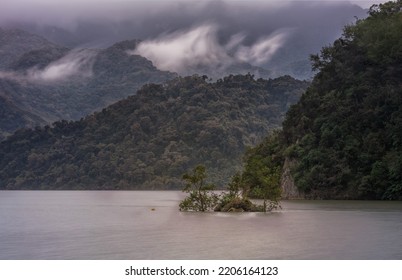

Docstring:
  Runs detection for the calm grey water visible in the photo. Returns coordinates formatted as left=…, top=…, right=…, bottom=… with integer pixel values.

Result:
left=0, top=191, right=401, bottom=260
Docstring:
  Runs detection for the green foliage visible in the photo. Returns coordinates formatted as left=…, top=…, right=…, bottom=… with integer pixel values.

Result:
left=214, top=196, right=264, bottom=212
left=279, top=1, right=402, bottom=199
left=229, top=1, right=402, bottom=201
left=227, top=172, right=243, bottom=199
left=217, top=131, right=284, bottom=211
left=215, top=172, right=246, bottom=211
left=216, top=165, right=281, bottom=212
left=242, top=131, right=283, bottom=204
left=179, top=165, right=218, bottom=212
left=0, top=74, right=308, bottom=190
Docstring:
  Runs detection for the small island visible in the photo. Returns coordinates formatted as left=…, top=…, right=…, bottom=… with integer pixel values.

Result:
left=179, top=165, right=281, bottom=212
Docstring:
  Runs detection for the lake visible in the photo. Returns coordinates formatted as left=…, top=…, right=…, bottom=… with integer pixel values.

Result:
left=0, top=191, right=401, bottom=259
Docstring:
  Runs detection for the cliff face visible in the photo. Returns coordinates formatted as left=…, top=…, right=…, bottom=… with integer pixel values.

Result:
left=280, top=158, right=304, bottom=199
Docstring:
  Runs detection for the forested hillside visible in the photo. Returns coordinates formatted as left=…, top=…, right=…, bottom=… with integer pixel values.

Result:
left=0, top=95, right=45, bottom=140
left=0, top=74, right=308, bottom=190
left=0, top=28, right=61, bottom=69
left=239, top=1, right=402, bottom=200
left=0, top=34, right=176, bottom=140
left=0, top=30, right=278, bottom=140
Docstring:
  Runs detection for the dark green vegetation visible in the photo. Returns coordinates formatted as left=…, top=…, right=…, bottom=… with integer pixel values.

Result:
left=179, top=165, right=219, bottom=212
left=239, top=1, right=402, bottom=200
left=0, top=74, right=308, bottom=190
left=241, top=131, right=283, bottom=204
left=179, top=165, right=274, bottom=212
left=214, top=170, right=280, bottom=212
left=0, top=30, right=176, bottom=140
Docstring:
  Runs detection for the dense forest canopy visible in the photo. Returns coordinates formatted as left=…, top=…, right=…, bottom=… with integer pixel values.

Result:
left=240, top=0, right=402, bottom=200
left=0, top=74, right=308, bottom=190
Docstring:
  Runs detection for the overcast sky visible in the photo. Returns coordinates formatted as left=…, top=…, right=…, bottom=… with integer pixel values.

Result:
left=1, top=0, right=390, bottom=78
left=1, top=0, right=389, bottom=27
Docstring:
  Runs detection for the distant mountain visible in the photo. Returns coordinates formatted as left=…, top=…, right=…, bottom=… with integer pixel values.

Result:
left=0, top=74, right=309, bottom=190
left=9, top=46, right=69, bottom=71
left=5, top=1, right=367, bottom=80
left=1, top=26, right=274, bottom=80
left=87, top=40, right=177, bottom=106
left=0, top=28, right=61, bottom=70
left=0, top=94, right=45, bottom=141
left=0, top=28, right=277, bottom=140
left=0, top=31, right=177, bottom=138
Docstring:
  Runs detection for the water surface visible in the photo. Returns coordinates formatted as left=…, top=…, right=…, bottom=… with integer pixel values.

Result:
left=0, top=191, right=401, bottom=259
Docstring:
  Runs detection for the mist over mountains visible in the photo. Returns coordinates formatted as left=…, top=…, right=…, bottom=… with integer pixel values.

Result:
left=2, top=0, right=369, bottom=79
left=0, top=30, right=176, bottom=140
left=1, top=0, right=400, bottom=199
left=0, top=1, right=374, bottom=141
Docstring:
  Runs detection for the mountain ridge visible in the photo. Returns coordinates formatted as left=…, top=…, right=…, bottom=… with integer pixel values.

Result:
left=0, top=74, right=309, bottom=190
left=0, top=27, right=62, bottom=70
left=0, top=32, right=177, bottom=140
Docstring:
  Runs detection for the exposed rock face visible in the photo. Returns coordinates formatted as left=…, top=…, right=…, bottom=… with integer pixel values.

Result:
left=281, top=157, right=304, bottom=199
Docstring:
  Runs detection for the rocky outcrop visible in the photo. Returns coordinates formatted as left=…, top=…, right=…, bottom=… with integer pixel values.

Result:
left=281, top=157, right=304, bottom=199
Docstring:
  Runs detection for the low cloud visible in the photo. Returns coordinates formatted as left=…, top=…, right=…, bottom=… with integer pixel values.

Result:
left=130, top=24, right=231, bottom=74
left=130, top=23, right=290, bottom=75
left=0, top=49, right=97, bottom=84
left=235, top=31, right=290, bottom=65
left=0, top=71, right=22, bottom=82
left=27, top=49, right=97, bottom=82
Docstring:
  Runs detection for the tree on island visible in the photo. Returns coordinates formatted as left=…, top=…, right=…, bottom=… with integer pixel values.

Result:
left=179, top=165, right=218, bottom=212
left=179, top=164, right=281, bottom=212
left=243, top=164, right=282, bottom=212
left=214, top=172, right=266, bottom=212
left=241, top=131, right=283, bottom=211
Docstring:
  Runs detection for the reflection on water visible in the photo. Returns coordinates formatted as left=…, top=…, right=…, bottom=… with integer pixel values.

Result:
left=0, top=191, right=401, bottom=259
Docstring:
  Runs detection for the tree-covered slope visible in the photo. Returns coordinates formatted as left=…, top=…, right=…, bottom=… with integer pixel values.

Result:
left=0, top=94, right=46, bottom=141
left=241, top=1, right=402, bottom=200
left=0, top=74, right=308, bottom=190
left=0, top=36, right=177, bottom=136
left=0, top=28, right=61, bottom=69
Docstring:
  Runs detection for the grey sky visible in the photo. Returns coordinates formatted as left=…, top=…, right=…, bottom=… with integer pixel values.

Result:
left=1, top=0, right=388, bottom=27
left=1, top=0, right=389, bottom=78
